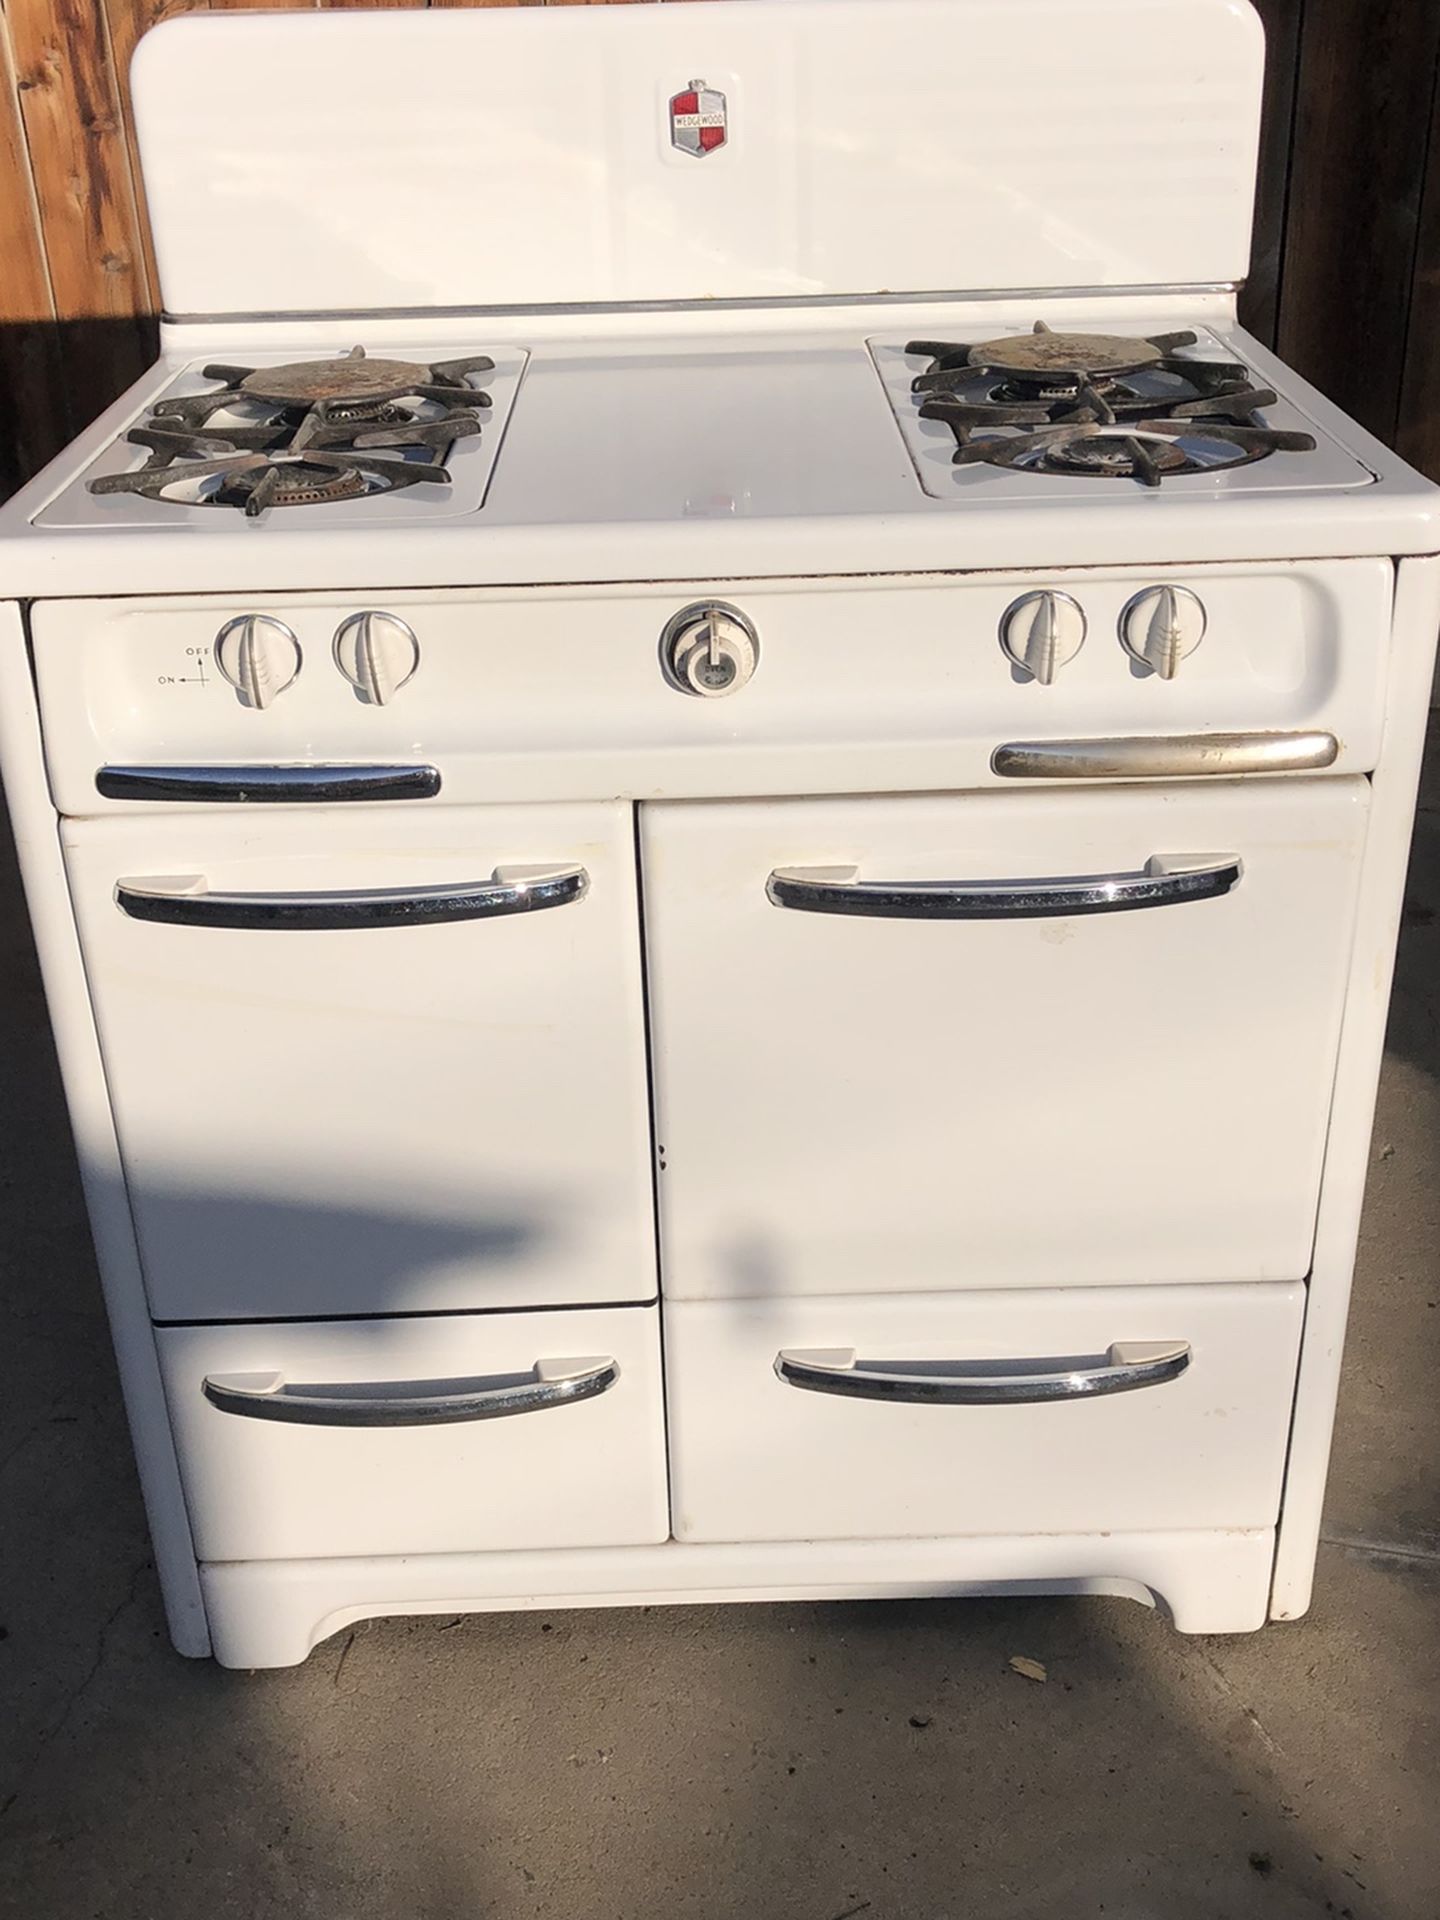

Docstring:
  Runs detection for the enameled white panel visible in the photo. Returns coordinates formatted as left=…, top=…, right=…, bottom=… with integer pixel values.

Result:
left=665, top=1284, right=1305, bottom=1542
left=158, top=1305, right=667, bottom=1561
left=643, top=779, right=1369, bottom=1297
left=131, top=1, right=1264, bottom=316
left=31, top=562, right=1390, bottom=816
left=63, top=804, right=654, bottom=1320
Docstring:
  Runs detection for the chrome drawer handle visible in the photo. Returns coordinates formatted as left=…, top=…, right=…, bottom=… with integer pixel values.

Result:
left=766, top=855, right=1240, bottom=920
left=992, top=731, right=1339, bottom=780
left=96, top=764, right=442, bottom=803
left=775, top=1342, right=1190, bottom=1405
left=202, top=1356, right=619, bottom=1426
left=114, top=863, right=588, bottom=930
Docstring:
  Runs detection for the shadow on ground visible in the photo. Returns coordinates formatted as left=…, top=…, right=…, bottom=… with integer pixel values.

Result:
left=1, top=740, right=1437, bottom=1919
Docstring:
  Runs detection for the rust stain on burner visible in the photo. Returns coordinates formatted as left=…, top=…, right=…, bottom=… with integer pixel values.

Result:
left=239, top=356, right=438, bottom=408
left=966, top=329, right=1164, bottom=382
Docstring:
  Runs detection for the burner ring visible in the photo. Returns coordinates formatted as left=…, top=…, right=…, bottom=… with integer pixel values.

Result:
left=211, top=461, right=374, bottom=511
left=1040, top=432, right=1192, bottom=478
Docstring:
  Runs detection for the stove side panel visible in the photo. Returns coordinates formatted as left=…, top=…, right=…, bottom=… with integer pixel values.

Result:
left=131, top=0, right=1264, bottom=318
left=0, top=604, right=209, bottom=1657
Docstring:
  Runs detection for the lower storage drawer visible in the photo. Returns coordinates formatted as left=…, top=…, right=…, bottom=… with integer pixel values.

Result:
left=157, top=1305, right=668, bottom=1561
left=665, top=1283, right=1304, bottom=1543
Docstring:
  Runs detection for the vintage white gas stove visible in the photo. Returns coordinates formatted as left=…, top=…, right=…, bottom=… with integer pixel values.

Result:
left=1, top=0, right=1436, bottom=1668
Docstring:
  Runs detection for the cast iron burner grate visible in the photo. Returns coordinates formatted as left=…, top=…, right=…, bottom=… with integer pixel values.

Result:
left=87, top=345, right=496, bottom=517
left=907, top=322, right=1315, bottom=486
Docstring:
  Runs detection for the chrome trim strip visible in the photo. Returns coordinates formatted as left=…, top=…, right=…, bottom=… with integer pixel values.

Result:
left=766, top=855, right=1241, bottom=921
left=96, top=763, right=442, bottom=804
left=162, top=284, right=1238, bottom=325
left=115, top=864, right=589, bottom=930
left=202, top=1357, right=620, bottom=1426
left=774, top=1342, right=1191, bottom=1405
left=991, top=731, right=1340, bottom=780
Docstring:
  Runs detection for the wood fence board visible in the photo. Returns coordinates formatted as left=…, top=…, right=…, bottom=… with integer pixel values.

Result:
left=0, top=4, right=71, bottom=489
left=6, top=0, right=153, bottom=423
left=1278, top=0, right=1440, bottom=443
left=1396, top=58, right=1440, bottom=479
left=1239, top=0, right=1303, bottom=347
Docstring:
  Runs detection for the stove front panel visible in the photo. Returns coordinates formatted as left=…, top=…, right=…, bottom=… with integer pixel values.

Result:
left=642, top=778, right=1369, bottom=1299
left=61, top=803, right=654, bottom=1322
left=31, top=563, right=1391, bottom=817
left=665, top=1283, right=1305, bottom=1543
left=158, top=1304, right=668, bottom=1562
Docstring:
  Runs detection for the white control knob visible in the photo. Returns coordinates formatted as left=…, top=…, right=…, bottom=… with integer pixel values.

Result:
left=999, top=591, right=1087, bottom=685
left=1120, top=585, right=1207, bottom=680
left=333, top=611, right=420, bottom=706
left=662, top=602, right=759, bottom=698
left=213, top=615, right=301, bottom=710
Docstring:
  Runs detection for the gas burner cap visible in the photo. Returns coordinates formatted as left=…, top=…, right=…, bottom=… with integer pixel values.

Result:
left=966, top=329, right=1164, bottom=382
left=238, top=355, right=437, bottom=409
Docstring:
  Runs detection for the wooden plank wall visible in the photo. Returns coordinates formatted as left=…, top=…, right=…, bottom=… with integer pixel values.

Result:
left=2, top=0, right=1440, bottom=499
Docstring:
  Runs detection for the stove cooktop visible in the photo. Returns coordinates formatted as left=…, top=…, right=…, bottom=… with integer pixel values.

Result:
left=900, top=322, right=1316, bottom=488
left=44, top=346, right=528, bottom=530
left=22, top=318, right=1391, bottom=569
left=868, top=327, right=1375, bottom=503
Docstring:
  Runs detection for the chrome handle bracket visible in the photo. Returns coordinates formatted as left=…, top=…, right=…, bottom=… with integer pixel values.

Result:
left=775, top=1341, right=1191, bottom=1405
left=202, top=1356, right=620, bottom=1426
left=96, top=763, right=443, bottom=803
left=115, top=864, right=589, bottom=930
left=766, top=855, right=1240, bottom=920
left=991, top=731, right=1339, bottom=781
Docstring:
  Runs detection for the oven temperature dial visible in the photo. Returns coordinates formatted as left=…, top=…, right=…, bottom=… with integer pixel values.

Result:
left=999, top=591, right=1086, bottom=684
left=661, top=602, right=759, bottom=698
left=213, top=615, right=301, bottom=710
left=1120, top=585, right=1207, bottom=679
left=333, top=611, right=420, bottom=706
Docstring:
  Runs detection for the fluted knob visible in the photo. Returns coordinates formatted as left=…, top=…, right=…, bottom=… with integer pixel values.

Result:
left=1120, top=585, right=1207, bottom=680
left=213, top=615, right=301, bottom=710
left=333, top=611, right=420, bottom=706
left=999, top=591, right=1087, bottom=685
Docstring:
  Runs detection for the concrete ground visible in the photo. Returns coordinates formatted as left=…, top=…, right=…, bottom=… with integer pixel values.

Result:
left=1, top=756, right=1437, bottom=1920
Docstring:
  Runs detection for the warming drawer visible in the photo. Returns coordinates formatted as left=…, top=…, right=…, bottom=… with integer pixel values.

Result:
left=642, top=779, right=1369, bottom=1298
left=665, top=1283, right=1305, bottom=1543
left=63, top=802, right=655, bottom=1321
left=158, top=1304, right=668, bottom=1561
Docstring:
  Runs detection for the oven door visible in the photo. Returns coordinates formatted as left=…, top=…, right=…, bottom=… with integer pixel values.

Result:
left=64, top=802, right=654, bottom=1321
left=641, top=778, right=1369, bottom=1298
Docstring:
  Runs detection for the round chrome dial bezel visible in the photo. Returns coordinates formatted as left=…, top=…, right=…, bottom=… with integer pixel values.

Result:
left=659, top=600, right=760, bottom=698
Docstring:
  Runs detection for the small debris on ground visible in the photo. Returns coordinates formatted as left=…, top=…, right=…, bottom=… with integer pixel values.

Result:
left=908, top=1714, right=932, bottom=1730
left=1008, top=1655, right=1048, bottom=1683
left=1248, top=1851, right=1274, bottom=1878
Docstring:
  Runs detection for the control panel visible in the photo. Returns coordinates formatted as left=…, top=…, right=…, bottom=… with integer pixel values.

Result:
left=29, top=560, right=1391, bottom=815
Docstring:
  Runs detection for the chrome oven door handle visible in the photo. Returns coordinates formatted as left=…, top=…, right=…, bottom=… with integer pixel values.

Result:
left=114, top=863, right=589, bottom=930
left=991, top=731, right=1339, bottom=780
left=766, top=855, right=1240, bottom=920
left=96, top=764, right=442, bottom=803
left=202, top=1357, right=620, bottom=1426
left=775, top=1342, right=1191, bottom=1405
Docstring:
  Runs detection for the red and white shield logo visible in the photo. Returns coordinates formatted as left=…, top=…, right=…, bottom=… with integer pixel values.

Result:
left=669, top=78, right=727, bottom=157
